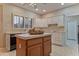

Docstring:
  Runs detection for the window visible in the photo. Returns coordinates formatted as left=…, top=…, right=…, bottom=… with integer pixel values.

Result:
left=13, top=15, right=24, bottom=28
left=13, top=15, right=32, bottom=28
left=19, top=16, right=24, bottom=28
left=24, top=17, right=32, bottom=28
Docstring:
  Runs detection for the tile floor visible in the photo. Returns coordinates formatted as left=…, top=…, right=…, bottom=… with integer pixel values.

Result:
left=51, top=45, right=78, bottom=56
left=0, top=45, right=78, bottom=56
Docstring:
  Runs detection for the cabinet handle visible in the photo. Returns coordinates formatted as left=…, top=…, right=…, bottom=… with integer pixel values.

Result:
left=19, top=44, right=21, bottom=48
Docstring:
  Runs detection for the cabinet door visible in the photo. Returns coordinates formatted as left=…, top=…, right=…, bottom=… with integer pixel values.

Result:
left=47, top=17, right=52, bottom=24
left=57, top=16, right=64, bottom=26
left=41, top=19, right=48, bottom=27
left=35, top=18, right=41, bottom=27
left=35, top=18, right=48, bottom=27
left=16, top=38, right=26, bottom=56
left=52, top=17, right=58, bottom=24
left=27, top=44, right=43, bottom=56
left=52, top=32, right=62, bottom=45
left=44, top=41, right=51, bottom=56
left=47, top=17, right=58, bottom=24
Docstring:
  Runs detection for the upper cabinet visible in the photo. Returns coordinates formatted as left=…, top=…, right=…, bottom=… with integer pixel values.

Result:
left=47, top=15, right=64, bottom=27
left=47, top=16, right=58, bottom=25
left=34, top=18, right=48, bottom=27
left=34, top=15, right=65, bottom=27
left=57, top=15, right=64, bottom=27
left=41, top=18, right=48, bottom=27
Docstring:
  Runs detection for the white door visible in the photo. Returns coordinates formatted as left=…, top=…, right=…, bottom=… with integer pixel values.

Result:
left=66, top=21, right=78, bottom=48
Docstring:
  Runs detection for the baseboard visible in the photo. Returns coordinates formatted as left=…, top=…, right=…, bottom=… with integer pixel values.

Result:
left=0, top=48, right=8, bottom=53
left=52, top=43, right=63, bottom=47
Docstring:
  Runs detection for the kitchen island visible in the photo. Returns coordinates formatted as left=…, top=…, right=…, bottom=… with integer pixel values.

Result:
left=16, top=33, right=52, bottom=56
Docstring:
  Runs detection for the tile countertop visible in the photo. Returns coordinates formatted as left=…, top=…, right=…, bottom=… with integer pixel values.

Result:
left=16, top=33, right=51, bottom=40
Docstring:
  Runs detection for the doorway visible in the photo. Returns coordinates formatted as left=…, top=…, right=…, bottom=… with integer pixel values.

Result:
left=66, top=15, right=79, bottom=55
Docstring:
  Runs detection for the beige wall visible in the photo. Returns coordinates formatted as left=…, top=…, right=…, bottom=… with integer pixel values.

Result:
left=3, top=4, right=40, bottom=33
left=0, top=5, right=4, bottom=48
left=0, top=4, right=40, bottom=48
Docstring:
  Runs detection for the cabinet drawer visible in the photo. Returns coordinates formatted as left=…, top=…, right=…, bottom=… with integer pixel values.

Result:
left=27, top=38, right=42, bottom=47
left=44, top=36, right=51, bottom=42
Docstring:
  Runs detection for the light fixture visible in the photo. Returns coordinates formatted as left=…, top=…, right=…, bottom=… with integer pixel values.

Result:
left=43, top=10, right=46, bottom=12
left=61, top=3, right=64, bottom=5
left=28, top=3, right=47, bottom=12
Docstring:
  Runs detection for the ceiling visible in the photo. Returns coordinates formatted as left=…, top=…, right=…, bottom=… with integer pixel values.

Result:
left=11, top=3, right=78, bottom=15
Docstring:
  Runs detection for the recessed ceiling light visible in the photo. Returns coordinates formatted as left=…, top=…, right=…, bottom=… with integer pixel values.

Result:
left=43, top=10, right=46, bottom=12
left=61, top=3, right=64, bottom=5
left=35, top=8, right=39, bottom=11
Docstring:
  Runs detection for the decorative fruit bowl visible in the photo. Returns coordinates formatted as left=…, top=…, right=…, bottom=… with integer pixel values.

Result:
left=29, top=31, right=44, bottom=35
left=28, top=28, right=44, bottom=35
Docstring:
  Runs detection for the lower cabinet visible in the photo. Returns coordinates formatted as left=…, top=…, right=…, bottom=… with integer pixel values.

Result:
left=44, top=41, right=51, bottom=56
left=27, top=44, right=43, bottom=56
left=16, top=35, right=51, bottom=56
left=16, top=38, right=27, bottom=56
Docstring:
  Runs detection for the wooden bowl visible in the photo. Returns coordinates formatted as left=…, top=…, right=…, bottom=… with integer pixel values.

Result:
left=29, top=31, right=44, bottom=35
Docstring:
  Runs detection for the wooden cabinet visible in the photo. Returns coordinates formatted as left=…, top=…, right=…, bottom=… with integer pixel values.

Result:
left=44, top=41, right=51, bottom=56
left=44, top=36, right=51, bottom=41
left=16, top=38, right=27, bottom=56
left=28, top=44, right=43, bottom=56
left=27, top=38, right=42, bottom=47
left=16, top=35, right=51, bottom=56
left=43, top=36, right=51, bottom=56
left=27, top=38, right=43, bottom=56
